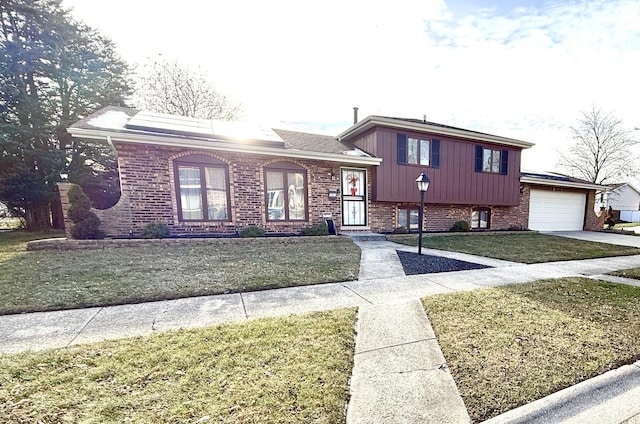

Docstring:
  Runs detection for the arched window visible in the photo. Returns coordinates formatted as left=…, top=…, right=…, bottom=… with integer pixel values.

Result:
left=173, top=155, right=230, bottom=222
left=471, top=207, right=491, bottom=229
left=265, top=162, right=307, bottom=221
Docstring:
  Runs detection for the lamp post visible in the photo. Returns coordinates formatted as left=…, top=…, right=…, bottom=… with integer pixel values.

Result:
left=416, top=172, right=430, bottom=255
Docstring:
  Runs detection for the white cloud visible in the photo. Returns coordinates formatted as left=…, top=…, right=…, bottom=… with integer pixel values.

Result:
left=63, top=0, right=640, bottom=172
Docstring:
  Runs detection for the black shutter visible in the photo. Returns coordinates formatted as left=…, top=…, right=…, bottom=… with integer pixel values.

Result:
left=397, top=134, right=407, bottom=165
left=501, top=150, right=509, bottom=175
left=431, top=139, right=440, bottom=168
left=475, top=145, right=483, bottom=172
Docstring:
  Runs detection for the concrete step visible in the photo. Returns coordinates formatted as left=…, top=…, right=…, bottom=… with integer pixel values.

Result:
left=342, top=232, right=387, bottom=242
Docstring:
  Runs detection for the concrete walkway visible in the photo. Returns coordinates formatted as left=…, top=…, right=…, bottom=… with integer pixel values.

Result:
left=4, top=232, right=640, bottom=423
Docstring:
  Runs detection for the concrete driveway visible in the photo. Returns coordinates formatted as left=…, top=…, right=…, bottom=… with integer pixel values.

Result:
left=546, top=231, right=640, bottom=248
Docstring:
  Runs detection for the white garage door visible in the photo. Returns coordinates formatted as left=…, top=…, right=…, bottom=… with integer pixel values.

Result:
left=529, top=189, right=586, bottom=231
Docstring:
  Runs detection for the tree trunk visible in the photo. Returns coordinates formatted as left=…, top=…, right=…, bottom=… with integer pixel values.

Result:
left=50, top=191, right=65, bottom=229
left=24, top=204, right=52, bottom=231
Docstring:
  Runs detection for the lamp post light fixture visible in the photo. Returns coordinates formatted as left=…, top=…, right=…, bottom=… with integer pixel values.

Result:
left=415, top=172, right=430, bottom=255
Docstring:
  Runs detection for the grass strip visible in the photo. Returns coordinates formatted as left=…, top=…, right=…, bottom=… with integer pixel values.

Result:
left=389, top=233, right=640, bottom=263
left=0, top=308, right=356, bottom=423
left=609, top=267, right=640, bottom=280
left=422, top=278, right=640, bottom=422
left=0, top=232, right=360, bottom=315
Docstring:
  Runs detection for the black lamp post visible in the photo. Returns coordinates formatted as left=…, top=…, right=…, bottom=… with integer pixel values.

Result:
left=416, top=172, right=430, bottom=255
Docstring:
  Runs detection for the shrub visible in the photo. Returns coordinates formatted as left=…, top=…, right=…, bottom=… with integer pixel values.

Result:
left=303, top=222, right=329, bottom=236
left=67, top=184, right=105, bottom=239
left=140, top=222, right=171, bottom=239
left=393, top=226, right=409, bottom=234
left=240, top=225, right=266, bottom=238
left=450, top=220, right=471, bottom=232
left=71, top=212, right=106, bottom=239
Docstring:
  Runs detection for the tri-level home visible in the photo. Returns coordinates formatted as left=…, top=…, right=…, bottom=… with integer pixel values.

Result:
left=63, top=107, right=602, bottom=238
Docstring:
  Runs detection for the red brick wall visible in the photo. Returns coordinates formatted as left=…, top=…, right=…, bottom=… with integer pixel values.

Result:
left=367, top=189, right=530, bottom=233
left=61, top=143, right=347, bottom=237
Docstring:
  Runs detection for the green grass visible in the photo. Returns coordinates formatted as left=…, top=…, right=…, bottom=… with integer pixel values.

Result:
left=388, top=233, right=640, bottom=263
left=0, top=308, right=356, bottom=423
left=609, top=267, right=640, bottom=280
left=423, top=278, right=640, bottom=422
left=613, top=222, right=640, bottom=229
left=0, top=231, right=360, bottom=315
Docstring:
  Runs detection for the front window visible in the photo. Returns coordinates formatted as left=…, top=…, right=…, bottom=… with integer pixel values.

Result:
left=483, top=148, right=501, bottom=173
left=174, top=155, right=230, bottom=222
left=398, top=207, right=419, bottom=230
left=266, top=163, right=307, bottom=221
left=471, top=207, right=490, bottom=229
left=406, top=137, right=430, bottom=165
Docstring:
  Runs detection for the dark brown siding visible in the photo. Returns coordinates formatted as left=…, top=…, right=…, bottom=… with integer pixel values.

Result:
left=352, top=127, right=522, bottom=206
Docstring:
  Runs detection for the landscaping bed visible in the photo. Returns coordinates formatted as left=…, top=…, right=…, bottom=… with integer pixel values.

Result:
left=389, top=233, right=640, bottom=263
left=395, top=250, right=489, bottom=275
left=0, top=309, right=356, bottom=423
left=423, top=277, right=640, bottom=422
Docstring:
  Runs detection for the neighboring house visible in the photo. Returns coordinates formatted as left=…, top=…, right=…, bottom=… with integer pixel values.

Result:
left=598, top=183, right=640, bottom=211
left=63, top=107, right=603, bottom=238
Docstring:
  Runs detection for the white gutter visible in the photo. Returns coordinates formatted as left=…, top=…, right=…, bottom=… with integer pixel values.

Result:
left=520, top=176, right=604, bottom=191
left=338, top=116, right=535, bottom=149
left=69, top=127, right=383, bottom=166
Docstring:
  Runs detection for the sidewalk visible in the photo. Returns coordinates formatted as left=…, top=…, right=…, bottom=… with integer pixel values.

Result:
left=3, top=236, right=640, bottom=423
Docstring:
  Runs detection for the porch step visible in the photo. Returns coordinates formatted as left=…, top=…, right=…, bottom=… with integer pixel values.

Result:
left=342, top=232, right=387, bottom=242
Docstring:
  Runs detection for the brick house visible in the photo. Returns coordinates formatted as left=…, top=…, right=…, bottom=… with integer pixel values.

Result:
left=63, top=107, right=603, bottom=238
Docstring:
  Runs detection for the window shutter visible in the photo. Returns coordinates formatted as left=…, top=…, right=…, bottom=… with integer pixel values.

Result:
left=431, top=139, right=440, bottom=168
left=501, top=150, right=509, bottom=175
left=397, top=134, right=407, bottom=165
left=474, top=145, right=483, bottom=172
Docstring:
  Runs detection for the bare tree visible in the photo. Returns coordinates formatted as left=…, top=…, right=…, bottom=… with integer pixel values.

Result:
left=558, top=106, right=637, bottom=184
left=133, top=58, right=241, bottom=120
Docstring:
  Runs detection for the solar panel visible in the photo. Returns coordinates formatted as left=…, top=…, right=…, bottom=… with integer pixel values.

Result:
left=125, top=111, right=284, bottom=146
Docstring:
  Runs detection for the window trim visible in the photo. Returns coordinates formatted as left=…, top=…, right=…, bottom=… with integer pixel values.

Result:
left=173, top=155, right=231, bottom=222
left=264, top=162, right=308, bottom=222
left=471, top=207, right=491, bottom=229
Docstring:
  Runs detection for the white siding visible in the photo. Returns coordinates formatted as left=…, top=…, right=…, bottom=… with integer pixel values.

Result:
left=529, top=190, right=586, bottom=231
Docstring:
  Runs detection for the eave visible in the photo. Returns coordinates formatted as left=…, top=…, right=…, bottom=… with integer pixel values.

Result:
left=520, top=176, right=604, bottom=191
left=338, top=116, right=535, bottom=149
left=68, top=127, right=383, bottom=166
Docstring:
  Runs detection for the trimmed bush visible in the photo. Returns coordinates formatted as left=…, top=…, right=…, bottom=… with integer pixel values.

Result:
left=67, top=184, right=105, bottom=239
left=239, top=225, right=266, bottom=238
left=303, top=222, right=329, bottom=236
left=393, top=226, right=409, bottom=234
left=450, top=220, right=471, bottom=232
left=140, top=222, right=171, bottom=239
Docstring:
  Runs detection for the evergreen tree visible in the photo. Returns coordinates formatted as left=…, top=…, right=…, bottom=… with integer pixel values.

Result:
left=0, top=0, right=131, bottom=229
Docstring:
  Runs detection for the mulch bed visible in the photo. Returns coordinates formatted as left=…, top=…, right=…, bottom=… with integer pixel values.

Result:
left=396, top=250, right=490, bottom=275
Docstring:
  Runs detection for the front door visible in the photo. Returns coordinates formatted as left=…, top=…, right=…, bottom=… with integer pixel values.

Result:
left=342, top=168, right=367, bottom=226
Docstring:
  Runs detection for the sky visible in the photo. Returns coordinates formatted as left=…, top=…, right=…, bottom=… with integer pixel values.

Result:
left=61, top=0, right=640, bottom=173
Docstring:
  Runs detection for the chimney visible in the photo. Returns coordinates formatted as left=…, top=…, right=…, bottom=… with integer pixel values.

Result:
left=353, top=107, right=359, bottom=124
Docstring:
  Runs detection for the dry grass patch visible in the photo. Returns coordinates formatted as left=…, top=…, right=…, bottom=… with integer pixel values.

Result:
left=0, top=308, right=356, bottom=423
left=422, top=278, right=640, bottom=422
left=0, top=232, right=360, bottom=314
left=389, top=233, right=640, bottom=263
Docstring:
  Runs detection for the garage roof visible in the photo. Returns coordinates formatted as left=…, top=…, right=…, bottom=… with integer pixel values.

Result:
left=520, top=171, right=604, bottom=190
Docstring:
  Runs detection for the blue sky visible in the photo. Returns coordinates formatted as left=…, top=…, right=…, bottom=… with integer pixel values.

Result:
left=62, top=0, right=640, bottom=172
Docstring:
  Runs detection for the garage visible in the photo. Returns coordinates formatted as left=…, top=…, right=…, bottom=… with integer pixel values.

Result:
left=528, top=189, right=586, bottom=231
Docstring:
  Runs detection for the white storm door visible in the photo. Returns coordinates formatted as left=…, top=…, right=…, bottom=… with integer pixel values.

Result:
left=342, top=168, right=367, bottom=226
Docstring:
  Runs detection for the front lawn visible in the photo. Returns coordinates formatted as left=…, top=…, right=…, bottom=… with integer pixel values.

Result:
left=0, top=231, right=360, bottom=315
left=423, top=278, right=640, bottom=422
left=388, top=233, right=640, bottom=263
left=0, top=308, right=356, bottom=423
